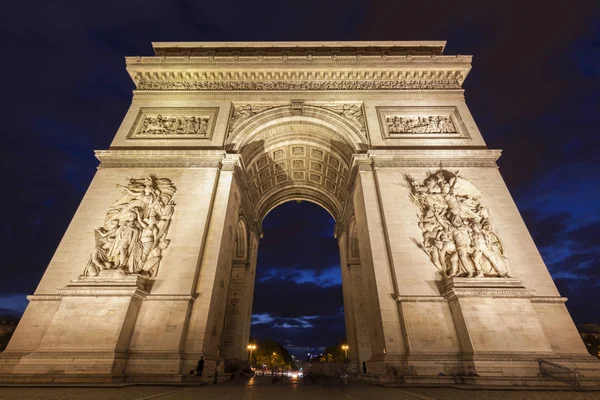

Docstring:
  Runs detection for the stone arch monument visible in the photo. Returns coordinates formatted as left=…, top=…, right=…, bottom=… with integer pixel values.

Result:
left=1, top=41, right=598, bottom=385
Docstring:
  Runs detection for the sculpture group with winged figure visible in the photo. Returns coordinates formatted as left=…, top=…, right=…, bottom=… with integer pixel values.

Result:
left=407, top=169, right=511, bottom=279
left=82, top=175, right=176, bottom=278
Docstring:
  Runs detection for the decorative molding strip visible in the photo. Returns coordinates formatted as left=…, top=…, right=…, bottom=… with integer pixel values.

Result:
left=56, top=287, right=149, bottom=299
left=530, top=296, right=568, bottom=304
left=95, top=150, right=227, bottom=168
left=26, top=295, right=61, bottom=302
left=368, top=149, right=501, bottom=168
left=144, top=294, right=200, bottom=301
left=25, top=351, right=129, bottom=360
left=135, top=79, right=462, bottom=91
left=127, top=107, right=218, bottom=140
left=376, top=106, right=470, bottom=140
left=125, top=352, right=184, bottom=360
left=393, top=295, right=447, bottom=303
left=220, top=153, right=243, bottom=171
left=126, top=54, right=473, bottom=66
left=443, top=288, right=534, bottom=300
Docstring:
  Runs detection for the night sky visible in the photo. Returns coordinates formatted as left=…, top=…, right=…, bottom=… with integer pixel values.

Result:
left=1, top=1, right=599, bottom=356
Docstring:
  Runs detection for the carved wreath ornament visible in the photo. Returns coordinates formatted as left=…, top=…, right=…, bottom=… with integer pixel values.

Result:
left=407, top=170, right=512, bottom=279
left=82, top=176, right=176, bottom=278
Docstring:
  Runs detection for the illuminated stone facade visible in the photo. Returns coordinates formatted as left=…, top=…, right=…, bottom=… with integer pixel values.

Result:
left=1, top=41, right=598, bottom=386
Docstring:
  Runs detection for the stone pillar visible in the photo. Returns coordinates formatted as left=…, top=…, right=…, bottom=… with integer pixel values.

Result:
left=235, top=231, right=259, bottom=360
left=338, top=230, right=359, bottom=371
left=220, top=262, right=247, bottom=361
left=182, top=155, right=242, bottom=373
left=338, top=218, right=372, bottom=374
left=347, top=263, right=372, bottom=372
left=351, top=158, right=408, bottom=372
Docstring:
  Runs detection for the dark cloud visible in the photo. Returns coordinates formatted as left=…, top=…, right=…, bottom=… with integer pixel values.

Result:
left=251, top=312, right=346, bottom=356
left=567, top=221, right=600, bottom=251
left=555, top=277, right=600, bottom=324
left=252, top=278, right=343, bottom=319
left=521, top=209, right=572, bottom=248
left=257, top=201, right=339, bottom=277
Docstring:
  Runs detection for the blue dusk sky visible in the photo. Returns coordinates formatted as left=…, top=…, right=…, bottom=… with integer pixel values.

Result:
left=0, top=1, right=598, bottom=355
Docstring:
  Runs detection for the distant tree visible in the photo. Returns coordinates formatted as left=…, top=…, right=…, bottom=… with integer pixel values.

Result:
left=250, top=339, right=294, bottom=370
left=320, top=342, right=346, bottom=363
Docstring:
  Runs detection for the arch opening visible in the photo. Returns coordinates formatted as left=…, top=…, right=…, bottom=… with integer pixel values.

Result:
left=249, top=201, right=346, bottom=361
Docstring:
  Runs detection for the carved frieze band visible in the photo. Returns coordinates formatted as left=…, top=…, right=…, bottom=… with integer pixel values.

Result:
left=136, top=79, right=461, bottom=91
left=377, top=107, right=469, bottom=140
left=443, top=288, right=534, bottom=300
left=127, top=107, right=218, bottom=140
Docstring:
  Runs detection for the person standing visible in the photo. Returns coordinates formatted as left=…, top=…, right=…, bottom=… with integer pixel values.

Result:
left=197, top=356, right=205, bottom=377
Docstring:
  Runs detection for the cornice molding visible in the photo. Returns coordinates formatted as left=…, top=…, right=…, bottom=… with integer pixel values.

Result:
left=143, top=295, right=196, bottom=302
left=131, top=89, right=466, bottom=98
left=530, top=296, right=568, bottom=304
left=95, top=149, right=228, bottom=168
left=363, top=149, right=502, bottom=168
left=27, top=294, right=61, bottom=302
left=393, top=295, right=447, bottom=303
left=56, top=287, right=149, bottom=299
left=126, top=54, right=472, bottom=67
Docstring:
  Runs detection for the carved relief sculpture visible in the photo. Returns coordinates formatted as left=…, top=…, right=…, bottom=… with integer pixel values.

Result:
left=228, top=102, right=366, bottom=135
left=407, top=170, right=511, bottom=279
left=82, top=175, right=177, bottom=278
left=322, top=104, right=366, bottom=132
left=136, top=79, right=461, bottom=91
left=138, top=115, right=210, bottom=136
left=128, top=107, right=218, bottom=140
left=386, top=116, right=456, bottom=134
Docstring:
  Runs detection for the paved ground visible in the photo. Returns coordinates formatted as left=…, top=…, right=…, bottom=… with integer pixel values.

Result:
left=0, top=378, right=598, bottom=400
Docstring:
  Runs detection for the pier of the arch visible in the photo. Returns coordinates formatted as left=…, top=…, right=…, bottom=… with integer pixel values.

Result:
left=1, top=41, right=598, bottom=386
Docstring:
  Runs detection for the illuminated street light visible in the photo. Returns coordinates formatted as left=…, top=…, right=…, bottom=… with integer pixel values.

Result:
left=341, top=344, right=349, bottom=359
left=247, top=344, right=257, bottom=365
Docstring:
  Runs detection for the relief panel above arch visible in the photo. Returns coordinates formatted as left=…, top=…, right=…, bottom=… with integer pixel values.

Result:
left=109, top=101, right=232, bottom=149
left=365, top=100, right=487, bottom=148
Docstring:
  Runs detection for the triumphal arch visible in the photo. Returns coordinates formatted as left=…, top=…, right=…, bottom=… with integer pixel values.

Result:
left=2, top=41, right=598, bottom=385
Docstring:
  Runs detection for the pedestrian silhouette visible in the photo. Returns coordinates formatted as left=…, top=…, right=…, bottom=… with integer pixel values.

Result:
left=197, top=356, right=205, bottom=376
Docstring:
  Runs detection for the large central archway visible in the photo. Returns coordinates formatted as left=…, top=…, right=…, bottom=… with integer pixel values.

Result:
left=218, top=105, right=372, bottom=369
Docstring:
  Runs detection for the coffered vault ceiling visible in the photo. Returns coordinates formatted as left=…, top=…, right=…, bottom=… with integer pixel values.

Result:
left=240, top=122, right=354, bottom=221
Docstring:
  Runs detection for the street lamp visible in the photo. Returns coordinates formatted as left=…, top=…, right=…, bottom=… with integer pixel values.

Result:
left=341, top=344, right=349, bottom=359
left=271, top=352, right=277, bottom=375
left=247, top=344, right=257, bottom=365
